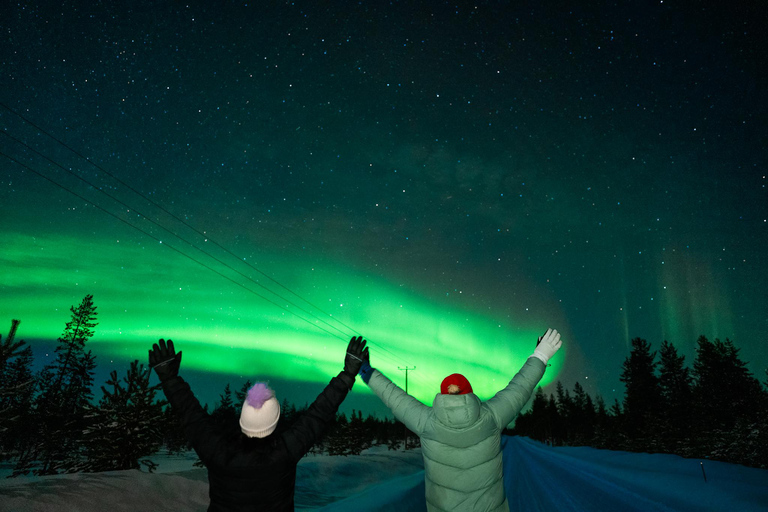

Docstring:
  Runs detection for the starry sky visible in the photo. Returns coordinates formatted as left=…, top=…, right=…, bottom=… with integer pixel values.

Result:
left=1, top=1, right=766, bottom=416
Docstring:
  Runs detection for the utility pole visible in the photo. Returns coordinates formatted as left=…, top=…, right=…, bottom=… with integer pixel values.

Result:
left=398, top=366, right=416, bottom=450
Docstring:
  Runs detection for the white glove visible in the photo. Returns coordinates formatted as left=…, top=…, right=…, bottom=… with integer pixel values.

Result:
left=531, top=328, right=562, bottom=364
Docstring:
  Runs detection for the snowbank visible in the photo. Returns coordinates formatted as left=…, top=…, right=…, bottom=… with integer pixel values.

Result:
left=1, top=438, right=766, bottom=511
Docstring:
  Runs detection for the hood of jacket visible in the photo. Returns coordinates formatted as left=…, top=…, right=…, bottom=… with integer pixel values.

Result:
left=432, top=392, right=482, bottom=429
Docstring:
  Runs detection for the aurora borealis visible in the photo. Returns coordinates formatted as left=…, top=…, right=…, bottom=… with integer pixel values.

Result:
left=1, top=2, right=766, bottom=414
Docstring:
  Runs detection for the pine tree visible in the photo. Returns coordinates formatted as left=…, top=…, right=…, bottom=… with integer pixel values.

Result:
left=529, top=387, right=550, bottom=442
left=278, top=397, right=299, bottom=429
left=0, top=320, right=27, bottom=412
left=345, top=409, right=374, bottom=455
left=555, top=384, right=574, bottom=444
left=546, top=393, right=563, bottom=445
left=0, top=320, right=35, bottom=460
left=570, top=382, right=587, bottom=444
left=591, top=395, right=611, bottom=448
left=693, top=336, right=765, bottom=440
left=0, top=319, right=25, bottom=370
left=609, top=398, right=622, bottom=417
left=658, top=340, right=692, bottom=452
left=583, top=393, right=597, bottom=444
left=234, top=380, right=252, bottom=404
left=511, top=388, right=546, bottom=441
left=619, top=337, right=661, bottom=443
left=555, top=381, right=567, bottom=415
left=161, top=405, right=190, bottom=454
left=211, top=383, right=237, bottom=427
left=15, top=295, right=98, bottom=475
left=81, top=360, right=166, bottom=472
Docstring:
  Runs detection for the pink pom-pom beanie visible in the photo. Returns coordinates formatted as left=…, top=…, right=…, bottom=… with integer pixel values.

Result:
left=239, top=382, right=281, bottom=438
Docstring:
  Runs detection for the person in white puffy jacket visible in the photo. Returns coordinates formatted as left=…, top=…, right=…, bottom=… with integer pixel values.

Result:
left=359, top=328, right=563, bottom=512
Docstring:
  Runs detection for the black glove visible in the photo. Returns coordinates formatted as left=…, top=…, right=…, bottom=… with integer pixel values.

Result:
left=149, top=338, right=182, bottom=382
left=344, top=336, right=367, bottom=377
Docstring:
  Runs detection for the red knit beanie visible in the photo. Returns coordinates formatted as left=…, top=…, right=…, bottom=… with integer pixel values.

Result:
left=440, top=373, right=473, bottom=395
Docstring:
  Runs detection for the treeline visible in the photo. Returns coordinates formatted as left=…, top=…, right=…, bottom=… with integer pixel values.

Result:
left=511, top=337, right=768, bottom=468
left=0, top=295, right=171, bottom=475
left=3, top=295, right=766, bottom=476
left=0, top=295, right=414, bottom=478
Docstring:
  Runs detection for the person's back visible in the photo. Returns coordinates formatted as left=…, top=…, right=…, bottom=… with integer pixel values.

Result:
left=202, top=430, right=297, bottom=510
left=360, top=328, right=562, bottom=512
left=162, top=375, right=346, bottom=511
left=150, top=336, right=368, bottom=511
left=420, top=391, right=512, bottom=511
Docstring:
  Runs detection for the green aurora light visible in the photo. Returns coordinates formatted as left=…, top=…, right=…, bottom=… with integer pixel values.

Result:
left=2, top=230, right=564, bottom=404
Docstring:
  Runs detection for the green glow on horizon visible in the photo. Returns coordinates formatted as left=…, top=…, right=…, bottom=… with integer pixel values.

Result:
left=2, top=231, right=564, bottom=403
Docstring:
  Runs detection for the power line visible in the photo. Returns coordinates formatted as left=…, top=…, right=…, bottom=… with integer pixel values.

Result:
left=0, top=150, right=348, bottom=342
left=0, top=104, right=418, bottom=369
left=0, top=124, right=354, bottom=341
left=0, top=101, right=362, bottom=338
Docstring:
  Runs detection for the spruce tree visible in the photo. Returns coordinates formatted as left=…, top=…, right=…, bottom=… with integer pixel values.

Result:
left=570, top=382, right=589, bottom=443
left=692, top=336, right=765, bottom=442
left=234, top=380, right=252, bottom=404
left=546, top=393, right=563, bottom=445
left=583, top=393, right=597, bottom=444
left=16, top=295, right=98, bottom=475
left=211, top=383, right=238, bottom=427
left=557, top=385, right=574, bottom=444
left=161, top=405, right=190, bottom=454
left=0, top=319, right=25, bottom=370
left=619, top=337, right=661, bottom=443
left=529, top=387, right=550, bottom=442
left=82, top=360, right=166, bottom=472
left=0, top=320, right=35, bottom=460
left=555, top=381, right=567, bottom=415
left=592, top=395, right=610, bottom=448
left=658, top=340, right=692, bottom=451
left=512, top=388, right=548, bottom=441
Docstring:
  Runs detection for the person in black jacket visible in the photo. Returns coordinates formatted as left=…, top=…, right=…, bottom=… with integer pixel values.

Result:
left=149, top=336, right=368, bottom=512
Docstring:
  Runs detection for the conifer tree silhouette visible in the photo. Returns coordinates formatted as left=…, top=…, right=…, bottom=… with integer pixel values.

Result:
left=83, top=360, right=166, bottom=472
left=15, top=295, right=98, bottom=475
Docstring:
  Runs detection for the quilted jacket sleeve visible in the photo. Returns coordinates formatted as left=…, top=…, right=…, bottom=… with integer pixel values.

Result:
left=485, top=356, right=546, bottom=428
left=367, top=368, right=429, bottom=435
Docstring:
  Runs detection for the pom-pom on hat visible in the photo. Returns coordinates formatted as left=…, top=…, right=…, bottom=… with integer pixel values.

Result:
left=239, top=382, right=281, bottom=438
left=441, top=373, right=473, bottom=395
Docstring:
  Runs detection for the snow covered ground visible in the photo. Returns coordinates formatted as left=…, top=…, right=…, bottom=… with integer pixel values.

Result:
left=1, top=437, right=766, bottom=511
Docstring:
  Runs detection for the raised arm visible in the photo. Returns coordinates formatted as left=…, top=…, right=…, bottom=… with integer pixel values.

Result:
left=150, top=339, right=224, bottom=463
left=282, top=336, right=367, bottom=461
left=359, top=349, right=429, bottom=434
left=486, top=328, right=562, bottom=428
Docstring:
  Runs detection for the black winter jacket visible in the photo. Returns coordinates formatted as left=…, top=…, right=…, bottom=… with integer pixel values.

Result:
left=161, top=372, right=355, bottom=511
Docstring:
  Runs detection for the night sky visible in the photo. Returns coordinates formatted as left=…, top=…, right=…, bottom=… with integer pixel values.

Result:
left=1, top=1, right=766, bottom=417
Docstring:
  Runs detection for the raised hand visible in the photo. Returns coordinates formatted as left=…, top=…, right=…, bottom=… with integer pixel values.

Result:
left=532, top=328, right=562, bottom=365
left=344, top=336, right=368, bottom=377
left=149, top=338, right=182, bottom=382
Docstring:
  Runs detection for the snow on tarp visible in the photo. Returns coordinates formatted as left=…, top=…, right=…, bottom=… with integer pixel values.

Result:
left=503, top=437, right=768, bottom=512
left=1, top=438, right=766, bottom=511
left=319, top=437, right=768, bottom=512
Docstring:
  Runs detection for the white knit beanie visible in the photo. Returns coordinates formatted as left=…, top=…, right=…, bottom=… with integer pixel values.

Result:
left=239, top=383, right=281, bottom=438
